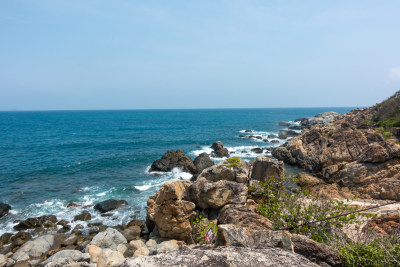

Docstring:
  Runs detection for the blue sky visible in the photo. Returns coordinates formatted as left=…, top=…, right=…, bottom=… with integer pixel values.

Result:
left=1, top=0, right=400, bottom=110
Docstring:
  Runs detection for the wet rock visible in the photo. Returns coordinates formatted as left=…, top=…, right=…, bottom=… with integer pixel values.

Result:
left=0, top=233, right=12, bottom=248
left=13, top=215, right=57, bottom=231
left=193, top=153, right=214, bottom=174
left=11, top=234, right=66, bottom=263
left=278, top=130, right=288, bottom=139
left=210, top=141, right=229, bottom=158
left=196, top=158, right=251, bottom=184
left=185, top=177, right=248, bottom=210
left=251, top=148, right=263, bottom=154
left=288, top=125, right=303, bottom=130
left=270, top=140, right=280, bottom=144
left=291, top=234, right=342, bottom=266
left=9, top=232, right=32, bottom=249
left=279, top=121, right=291, bottom=126
left=251, top=156, right=284, bottom=182
left=94, top=199, right=128, bottom=213
left=124, top=245, right=318, bottom=267
left=268, top=134, right=278, bottom=139
left=215, top=224, right=292, bottom=251
left=149, top=149, right=197, bottom=174
left=0, top=203, right=11, bottom=218
left=218, top=204, right=272, bottom=230
left=287, top=130, right=300, bottom=137
left=244, top=130, right=253, bottom=133
left=90, top=228, right=127, bottom=250
left=74, top=211, right=92, bottom=221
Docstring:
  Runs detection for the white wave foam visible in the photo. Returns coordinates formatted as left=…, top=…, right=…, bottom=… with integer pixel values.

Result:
left=134, top=185, right=152, bottom=191
left=191, top=146, right=213, bottom=157
left=171, top=167, right=193, bottom=180
left=96, top=192, right=107, bottom=197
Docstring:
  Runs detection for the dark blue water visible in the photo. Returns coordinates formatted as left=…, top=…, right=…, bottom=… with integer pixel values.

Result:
left=0, top=108, right=352, bottom=234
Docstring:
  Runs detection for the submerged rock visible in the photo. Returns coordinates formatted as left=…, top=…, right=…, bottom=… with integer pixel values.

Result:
left=94, top=199, right=128, bottom=213
left=0, top=203, right=11, bottom=218
left=210, top=141, right=229, bottom=158
left=279, top=121, right=291, bottom=126
left=149, top=149, right=197, bottom=174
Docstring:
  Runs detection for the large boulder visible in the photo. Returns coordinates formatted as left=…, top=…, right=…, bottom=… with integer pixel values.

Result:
left=193, top=153, right=214, bottom=174
left=43, top=250, right=83, bottom=265
left=149, top=149, right=197, bottom=174
left=197, top=158, right=251, bottom=184
left=251, top=156, right=284, bottom=182
left=291, top=234, right=342, bottom=267
left=215, top=224, right=292, bottom=251
left=146, top=180, right=196, bottom=243
left=94, top=199, right=128, bottom=213
left=218, top=204, right=272, bottom=230
left=184, top=178, right=248, bottom=209
left=90, top=228, right=127, bottom=250
left=0, top=203, right=11, bottom=218
left=12, top=234, right=66, bottom=263
left=210, top=141, right=229, bottom=158
left=13, top=215, right=57, bottom=231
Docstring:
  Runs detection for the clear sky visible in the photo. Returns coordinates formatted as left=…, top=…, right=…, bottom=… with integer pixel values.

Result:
left=1, top=1, right=400, bottom=110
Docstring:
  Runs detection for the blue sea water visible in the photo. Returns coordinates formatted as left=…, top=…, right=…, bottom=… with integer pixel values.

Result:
left=0, top=108, right=353, bottom=235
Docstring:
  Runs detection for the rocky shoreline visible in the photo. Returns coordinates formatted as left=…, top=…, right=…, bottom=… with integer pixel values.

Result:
left=1, top=92, right=400, bottom=266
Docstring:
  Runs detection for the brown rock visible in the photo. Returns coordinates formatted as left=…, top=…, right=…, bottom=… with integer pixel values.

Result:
left=218, top=204, right=272, bottom=230
left=210, top=141, right=229, bottom=158
left=149, top=149, right=197, bottom=174
left=251, top=156, right=284, bottom=182
left=363, top=213, right=400, bottom=236
left=197, top=159, right=251, bottom=184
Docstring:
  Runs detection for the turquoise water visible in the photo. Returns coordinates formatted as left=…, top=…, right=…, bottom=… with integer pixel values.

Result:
left=0, top=108, right=352, bottom=234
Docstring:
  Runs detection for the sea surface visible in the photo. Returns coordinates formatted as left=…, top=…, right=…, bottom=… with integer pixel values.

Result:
left=0, top=108, right=353, bottom=235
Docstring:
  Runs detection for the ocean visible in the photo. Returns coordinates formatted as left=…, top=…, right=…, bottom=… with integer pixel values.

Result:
left=0, top=108, right=353, bottom=235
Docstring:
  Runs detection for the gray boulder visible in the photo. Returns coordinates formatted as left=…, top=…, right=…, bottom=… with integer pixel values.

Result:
left=43, top=250, right=83, bottom=265
left=124, top=245, right=319, bottom=267
left=90, top=228, right=127, bottom=250
left=218, top=204, right=272, bottom=230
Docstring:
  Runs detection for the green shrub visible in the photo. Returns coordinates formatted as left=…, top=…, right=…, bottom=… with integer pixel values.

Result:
left=191, top=215, right=218, bottom=245
left=255, top=175, right=369, bottom=242
left=360, top=120, right=374, bottom=126
left=226, top=157, right=244, bottom=168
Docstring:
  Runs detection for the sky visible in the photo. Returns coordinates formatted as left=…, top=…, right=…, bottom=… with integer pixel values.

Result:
left=0, top=0, right=400, bottom=110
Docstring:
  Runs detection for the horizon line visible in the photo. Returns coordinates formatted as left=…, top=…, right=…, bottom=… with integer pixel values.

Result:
left=0, top=106, right=360, bottom=112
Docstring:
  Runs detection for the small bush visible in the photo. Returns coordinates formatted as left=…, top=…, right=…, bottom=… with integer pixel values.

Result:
left=226, top=157, right=244, bottom=168
left=191, top=215, right=218, bottom=245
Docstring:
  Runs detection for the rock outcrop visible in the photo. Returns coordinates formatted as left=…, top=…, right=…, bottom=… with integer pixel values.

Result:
left=193, top=153, right=214, bottom=174
left=218, top=204, right=272, bottom=230
left=210, top=141, right=229, bottom=158
left=123, top=245, right=320, bottom=267
left=272, top=105, right=400, bottom=200
left=251, top=156, right=284, bottom=182
left=0, top=203, right=11, bottom=218
left=14, top=215, right=58, bottom=231
left=196, top=158, right=251, bottom=184
left=149, top=149, right=197, bottom=174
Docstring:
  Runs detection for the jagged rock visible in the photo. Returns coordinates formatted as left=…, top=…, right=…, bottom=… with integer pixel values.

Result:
left=43, top=250, right=83, bottom=265
left=289, top=125, right=303, bottom=130
left=94, top=199, right=128, bottom=213
left=297, top=172, right=325, bottom=187
left=127, top=219, right=145, bottom=231
left=287, top=130, right=300, bottom=137
left=196, top=159, right=251, bottom=184
left=11, top=234, right=66, bottom=262
left=124, top=245, right=319, bottom=267
left=149, top=149, right=197, bottom=174
left=90, top=228, right=127, bottom=250
left=193, top=153, right=214, bottom=174
left=74, top=211, right=92, bottom=221
left=279, top=121, right=291, bottom=126
left=251, top=156, right=284, bottom=182
left=291, top=234, right=342, bottom=266
left=215, top=224, right=292, bottom=251
left=210, top=141, right=229, bottom=158
left=13, top=215, right=57, bottom=231
left=0, top=203, right=11, bottom=218
left=146, top=180, right=196, bottom=243
left=218, top=204, right=272, bottom=230
left=185, top=177, right=248, bottom=209
left=363, top=213, right=400, bottom=236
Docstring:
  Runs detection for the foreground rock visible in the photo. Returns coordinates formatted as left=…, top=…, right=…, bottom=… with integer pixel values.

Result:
left=149, top=149, right=197, bottom=174
left=196, top=158, right=251, bottom=184
left=218, top=204, right=272, bottom=230
left=0, top=203, right=11, bottom=218
left=210, top=141, right=229, bottom=158
left=94, top=199, right=128, bottom=213
left=90, top=228, right=127, bottom=250
left=193, top=153, right=214, bottom=174
left=124, top=245, right=319, bottom=267
left=251, top=156, right=284, bottom=182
